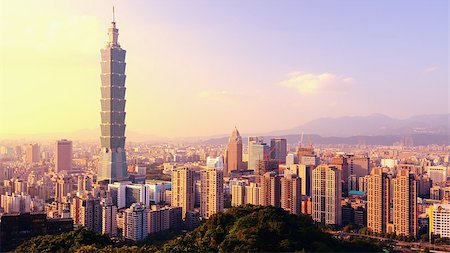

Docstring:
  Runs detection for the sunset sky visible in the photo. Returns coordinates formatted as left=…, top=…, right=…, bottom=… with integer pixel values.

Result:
left=0, top=0, right=448, bottom=138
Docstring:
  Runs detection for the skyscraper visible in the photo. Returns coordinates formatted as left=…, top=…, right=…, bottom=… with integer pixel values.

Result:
left=171, top=167, right=195, bottom=219
left=259, top=171, right=281, bottom=208
left=248, top=137, right=269, bottom=171
left=25, top=144, right=40, bottom=164
left=55, top=139, right=72, bottom=173
left=367, top=168, right=392, bottom=234
left=225, top=127, right=243, bottom=176
left=98, top=11, right=128, bottom=183
left=312, top=165, right=342, bottom=225
left=101, top=198, right=117, bottom=237
left=280, top=173, right=302, bottom=215
left=270, top=138, right=287, bottom=163
left=393, top=169, right=418, bottom=237
left=124, top=203, right=148, bottom=241
left=200, top=168, right=224, bottom=219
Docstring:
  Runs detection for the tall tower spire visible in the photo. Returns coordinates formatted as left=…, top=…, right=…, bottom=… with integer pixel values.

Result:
left=98, top=12, right=128, bottom=183
left=112, top=6, right=115, bottom=23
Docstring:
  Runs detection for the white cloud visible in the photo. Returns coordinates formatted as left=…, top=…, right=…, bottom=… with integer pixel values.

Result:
left=278, top=71, right=354, bottom=95
left=423, top=65, right=438, bottom=74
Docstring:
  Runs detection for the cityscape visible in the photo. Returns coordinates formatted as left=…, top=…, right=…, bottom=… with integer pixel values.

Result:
left=0, top=1, right=449, bottom=253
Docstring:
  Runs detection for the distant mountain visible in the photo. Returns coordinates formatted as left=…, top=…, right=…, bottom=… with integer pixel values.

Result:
left=265, top=113, right=449, bottom=137
left=202, top=133, right=449, bottom=146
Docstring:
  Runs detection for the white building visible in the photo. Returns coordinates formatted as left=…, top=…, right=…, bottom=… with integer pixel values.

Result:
left=430, top=203, right=450, bottom=239
left=101, top=198, right=117, bottom=237
left=124, top=203, right=148, bottom=241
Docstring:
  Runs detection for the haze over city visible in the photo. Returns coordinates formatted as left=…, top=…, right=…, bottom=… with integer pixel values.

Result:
left=0, top=1, right=449, bottom=252
left=1, top=0, right=448, bottom=138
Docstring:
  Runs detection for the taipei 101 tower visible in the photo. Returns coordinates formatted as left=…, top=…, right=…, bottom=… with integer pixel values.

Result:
left=98, top=8, right=128, bottom=182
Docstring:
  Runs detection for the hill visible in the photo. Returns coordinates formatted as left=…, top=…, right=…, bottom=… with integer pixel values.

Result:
left=265, top=113, right=449, bottom=137
left=14, top=205, right=382, bottom=253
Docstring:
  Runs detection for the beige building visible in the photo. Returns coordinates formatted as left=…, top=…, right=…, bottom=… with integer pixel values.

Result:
left=393, top=169, right=418, bottom=237
left=25, top=143, right=40, bottom=164
left=200, top=168, right=224, bottom=219
left=231, top=180, right=246, bottom=207
left=280, top=173, right=302, bottom=215
left=171, top=167, right=195, bottom=220
left=259, top=172, right=280, bottom=207
left=245, top=182, right=260, bottom=205
left=312, top=165, right=342, bottom=225
left=367, top=167, right=392, bottom=234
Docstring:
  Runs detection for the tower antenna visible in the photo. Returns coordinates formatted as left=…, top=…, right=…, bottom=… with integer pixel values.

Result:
left=113, top=6, right=115, bottom=22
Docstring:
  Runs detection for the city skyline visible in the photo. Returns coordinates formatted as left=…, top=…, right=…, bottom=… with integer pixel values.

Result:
left=0, top=1, right=448, bottom=138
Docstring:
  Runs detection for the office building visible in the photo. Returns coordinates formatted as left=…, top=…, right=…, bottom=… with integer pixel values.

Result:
left=255, top=159, right=278, bottom=176
left=55, top=139, right=72, bottom=172
left=25, top=143, right=40, bottom=164
left=225, top=127, right=243, bottom=176
left=270, top=138, right=287, bottom=163
left=312, top=165, right=342, bottom=225
left=290, top=164, right=312, bottom=196
left=248, top=137, right=269, bottom=171
left=206, top=156, right=224, bottom=169
left=427, top=166, right=448, bottom=184
left=98, top=14, right=128, bottom=182
left=429, top=203, right=450, bottom=239
left=285, top=153, right=298, bottom=167
left=124, top=203, right=148, bottom=241
left=200, top=168, right=224, bottom=218
left=171, top=167, right=195, bottom=219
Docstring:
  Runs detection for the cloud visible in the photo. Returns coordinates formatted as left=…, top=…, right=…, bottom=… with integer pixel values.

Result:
left=423, top=65, right=438, bottom=74
left=278, top=71, right=354, bottom=95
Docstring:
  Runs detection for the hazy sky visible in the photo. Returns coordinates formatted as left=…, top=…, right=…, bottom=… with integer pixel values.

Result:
left=0, top=0, right=448, bottom=138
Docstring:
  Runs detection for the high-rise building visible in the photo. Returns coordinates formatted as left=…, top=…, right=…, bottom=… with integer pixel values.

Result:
left=255, top=159, right=278, bottom=176
left=225, top=127, right=243, bottom=176
left=71, top=196, right=102, bottom=234
left=55, top=176, right=72, bottom=203
left=290, top=164, right=313, bottom=196
left=393, top=169, right=418, bottom=237
left=230, top=180, right=246, bottom=207
left=148, top=205, right=182, bottom=234
left=427, top=166, right=448, bottom=184
left=245, top=182, right=260, bottom=205
left=285, top=153, right=298, bottom=167
left=98, top=13, right=128, bottom=183
left=280, top=173, right=302, bottom=215
left=25, top=144, right=40, bottom=164
left=171, top=167, right=195, bottom=219
left=200, top=168, right=224, bottom=219
left=124, top=203, right=148, bottom=241
left=270, top=138, right=287, bottom=163
left=101, top=198, right=117, bottom=237
left=259, top=172, right=281, bottom=207
left=367, top=168, right=392, bottom=234
left=312, top=165, right=342, bottom=225
left=55, top=139, right=72, bottom=172
left=248, top=137, right=269, bottom=171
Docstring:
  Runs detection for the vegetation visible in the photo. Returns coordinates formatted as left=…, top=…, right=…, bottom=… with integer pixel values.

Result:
left=15, top=205, right=382, bottom=253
